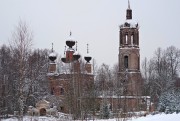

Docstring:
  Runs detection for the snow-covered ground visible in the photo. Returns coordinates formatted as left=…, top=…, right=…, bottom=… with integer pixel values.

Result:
left=131, top=113, right=180, bottom=121
left=90, top=113, right=180, bottom=121
left=2, top=113, right=180, bottom=121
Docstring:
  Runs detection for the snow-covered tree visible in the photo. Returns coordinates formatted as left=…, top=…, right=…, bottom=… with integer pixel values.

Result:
left=101, top=102, right=110, bottom=119
left=141, top=46, right=180, bottom=110
left=158, top=88, right=180, bottom=113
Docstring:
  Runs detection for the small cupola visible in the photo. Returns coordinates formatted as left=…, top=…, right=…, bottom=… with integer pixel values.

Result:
left=73, top=41, right=81, bottom=61
left=84, top=44, right=92, bottom=63
left=49, top=43, right=57, bottom=62
left=66, top=32, right=75, bottom=48
left=61, top=46, right=66, bottom=63
left=65, top=32, right=75, bottom=62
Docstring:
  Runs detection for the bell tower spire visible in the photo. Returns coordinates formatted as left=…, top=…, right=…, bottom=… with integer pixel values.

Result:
left=126, top=0, right=132, bottom=20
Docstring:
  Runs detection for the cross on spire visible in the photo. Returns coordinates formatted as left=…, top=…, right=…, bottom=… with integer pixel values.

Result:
left=51, top=43, right=54, bottom=52
left=128, top=0, right=131, bottom=9
left=87, top=43, right=89, bottom=54
left=76, top=41, right=78, bottom=51
left=64, top=46, right=66, bottom=55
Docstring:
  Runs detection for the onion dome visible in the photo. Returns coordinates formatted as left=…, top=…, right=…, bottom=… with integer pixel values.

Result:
left=84, top=54, right=92, bottom=63
left=84, top=44, right=92, bottom=63
left=73, top=51, right=81, bottom=61
left=49, top=52, right=57, bottom=61
left=66, top=32, right=75, bottom=48
left=61, top=57, right=66, bottom=63
left=49, top=43, right=57, bottom=61
left=61, top=46, right=67, bottom=63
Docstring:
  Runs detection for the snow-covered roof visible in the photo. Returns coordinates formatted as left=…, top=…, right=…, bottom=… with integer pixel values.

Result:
left=84, top=53, right=91, bottom=58
left=120, top=47, right=140, bottom=50
left=58, top=62, right=72, bottom=74
left=67, top=48, right=75, bottom=52
left=66, top=35, right=75, bottom=42
left=73, top=50, right=79, bottom=55
left=57, top=62, right=94, bottom=75
left=47, top=72, right=59, bottom=76
left=98, top=95, right=151, bottom=99
left=49, top=52, right=56, bottom=57
left=120, top=19, right=138, bottom=29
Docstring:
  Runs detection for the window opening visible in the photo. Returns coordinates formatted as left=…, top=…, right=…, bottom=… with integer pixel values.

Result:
left=131, top=35, right=134, bottom=45
left=60, top=88, right=64, bottom=95
left=124, top=56, right=128, bottom=69
left=125, top=35, right=128, bottom=44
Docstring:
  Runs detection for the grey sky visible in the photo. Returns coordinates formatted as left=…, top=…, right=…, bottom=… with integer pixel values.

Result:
left=0, top=0, right=180, bottom=67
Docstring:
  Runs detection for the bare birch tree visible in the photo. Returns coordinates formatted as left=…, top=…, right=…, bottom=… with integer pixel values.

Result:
left=9, top=20, right=33, bottom=121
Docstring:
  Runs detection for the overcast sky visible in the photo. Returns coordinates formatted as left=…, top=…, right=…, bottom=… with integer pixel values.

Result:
left=0, top=0, right=180, bottom=67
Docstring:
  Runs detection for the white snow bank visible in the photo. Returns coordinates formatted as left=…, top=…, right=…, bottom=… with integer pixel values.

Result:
left=131, top=113, right=180, bottom=121
left=2, top=116, right=57, bottom=121
left=2, top=113, right=180, bottom=121
left=87, top=113, right=180, bottom=121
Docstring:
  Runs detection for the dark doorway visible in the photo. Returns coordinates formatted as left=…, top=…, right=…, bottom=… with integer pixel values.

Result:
left=40, top=108, right=46, bottom=116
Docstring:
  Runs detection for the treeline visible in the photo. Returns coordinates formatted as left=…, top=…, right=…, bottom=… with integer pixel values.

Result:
left=0, top=21, right=51, bottom=115
left=141, top=46, right=180, bottom=113
left=0, top=45, right=50, bottom=113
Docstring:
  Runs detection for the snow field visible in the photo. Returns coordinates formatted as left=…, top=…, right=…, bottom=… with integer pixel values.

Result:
left=2, top=113, right=180, bottom=121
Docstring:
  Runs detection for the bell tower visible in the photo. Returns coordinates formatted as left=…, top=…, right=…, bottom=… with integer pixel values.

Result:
left=118, top=0, right=142, bottom=96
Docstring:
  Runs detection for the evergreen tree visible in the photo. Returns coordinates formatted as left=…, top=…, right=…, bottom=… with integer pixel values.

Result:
left=101, top=103, right=110, bottom=119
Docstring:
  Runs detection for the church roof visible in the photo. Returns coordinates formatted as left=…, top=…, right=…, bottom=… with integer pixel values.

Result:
left=120, top=19, right=138, bottom=29
left=49, top=52, right=56, bottom=57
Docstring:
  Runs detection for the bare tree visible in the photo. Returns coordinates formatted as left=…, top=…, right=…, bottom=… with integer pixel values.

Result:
left=165, top=46, right=180, bottom=83
left=9, top=20, right=33, bottom=120
left=141, top=46, right=180, bottom=110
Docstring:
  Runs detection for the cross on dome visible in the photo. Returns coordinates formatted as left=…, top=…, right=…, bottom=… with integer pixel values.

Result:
left=51, top=43, right=54, bottom=52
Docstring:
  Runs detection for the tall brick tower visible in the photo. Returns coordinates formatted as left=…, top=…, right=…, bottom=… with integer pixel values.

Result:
left=119, top=0, right=142, bottom=96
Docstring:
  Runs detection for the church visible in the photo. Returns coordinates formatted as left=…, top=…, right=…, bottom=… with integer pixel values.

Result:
left=47, top=33, right=95, bottom=118
left=46, top=0, right=151, bottom=118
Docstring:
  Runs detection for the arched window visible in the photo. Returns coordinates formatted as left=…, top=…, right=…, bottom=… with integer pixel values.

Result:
left=60, top=88, right=64, bottom=95
left=124, top=56, right=128, bottom=69
left=131, top=35, right=134, bottom=45
left=125, top=35, right=128, bottom=44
